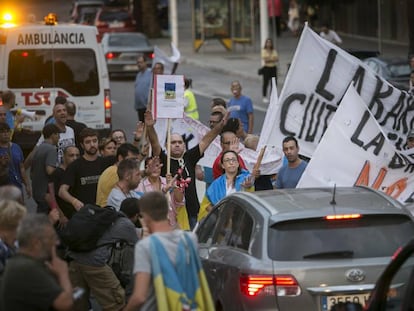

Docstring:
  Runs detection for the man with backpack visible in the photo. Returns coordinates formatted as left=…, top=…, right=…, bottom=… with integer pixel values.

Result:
left=66, top=203, right=139, bottom=311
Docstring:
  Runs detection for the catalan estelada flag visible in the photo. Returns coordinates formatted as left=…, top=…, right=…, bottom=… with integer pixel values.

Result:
left=149, top=232, right=215, bottom=311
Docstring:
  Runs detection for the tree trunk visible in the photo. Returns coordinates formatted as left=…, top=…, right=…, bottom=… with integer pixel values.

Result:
left=408, top=0, right=414, bottom=58
left=140, top=0, right=161, bottom=38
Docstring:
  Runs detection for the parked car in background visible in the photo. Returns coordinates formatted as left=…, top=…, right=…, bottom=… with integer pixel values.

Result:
left=363, top=57, right=411, bottom=91
left=94, top=7, right=135, bottom=41
left=101, top=32, right=153, bottom=76
left=195, top=186, right=414, bottom=311
left=70, top=0, right=103, bottom=24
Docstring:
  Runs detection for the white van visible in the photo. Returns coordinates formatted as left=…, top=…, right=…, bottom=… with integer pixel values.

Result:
left=0, top=14, right=112, bottom=150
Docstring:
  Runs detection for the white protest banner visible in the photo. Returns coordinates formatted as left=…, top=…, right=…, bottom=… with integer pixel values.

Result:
left=297, top=85, right=414, bottom=203
left=264, top=24, right=414, bottom=159
left=153, top=43, right=181, bottom=74
left=154, top=116, right=283, bottom=173
left=258, top=78, right=280, bottom=149
left=153, top=74, right=184, bottom=119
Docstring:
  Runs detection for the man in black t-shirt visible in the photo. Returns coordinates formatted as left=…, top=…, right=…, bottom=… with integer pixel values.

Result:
left=145, top=111, right=226, bottom=229
left=59, top=128, right=115, bottom=212
left=65, top=101, right=87, bottom=152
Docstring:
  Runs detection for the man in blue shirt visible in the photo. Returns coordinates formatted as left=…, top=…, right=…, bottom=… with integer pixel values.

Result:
left=134, top=55, right=152, bottom=122
left=275, top=136, right=307, bottom=189
left=228, top=80, right=254, bottom=134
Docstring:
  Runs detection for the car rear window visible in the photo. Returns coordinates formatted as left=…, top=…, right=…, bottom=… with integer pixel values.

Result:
left=8, top=49, right=99, bottom=96
left=99, top=11, right=129, bottom=22
left=268, top=215, right=414, bottom=261
left=108, top=35, right=148, bottom=47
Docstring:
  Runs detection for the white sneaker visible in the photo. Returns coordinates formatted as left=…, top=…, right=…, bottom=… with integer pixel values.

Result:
left=263, top=97, right=269, bottom=103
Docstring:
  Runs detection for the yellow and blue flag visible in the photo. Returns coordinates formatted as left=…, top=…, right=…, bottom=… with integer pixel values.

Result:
left=149, top=232, right=215, bottom=311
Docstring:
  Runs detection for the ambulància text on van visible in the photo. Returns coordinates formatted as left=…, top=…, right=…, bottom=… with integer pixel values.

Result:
left=0, top=13, right=112, bottom=150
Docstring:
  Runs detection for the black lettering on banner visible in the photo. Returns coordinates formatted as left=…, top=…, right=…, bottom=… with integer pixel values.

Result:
left=367, top=77, right=393, bottom=119
left=388, top=152, right=414, bottom=173
left=362, top=132, right=385, bottom=156
left=305, top=97, right=326, bottom=142
left=351, top=66, right=367, bottom=94
left=182, top=133, right=194, bottom=151
left=280, top=93, right=306, bottom=137
left=379, top=91, right=408, bottom=130
left=351, top=110, right=370, bottom=147
left=315, top=49, right=338, bottom=101
left=321, top=104, right=337, bottom=137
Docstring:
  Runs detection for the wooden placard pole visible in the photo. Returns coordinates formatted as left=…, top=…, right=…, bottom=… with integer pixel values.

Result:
left=166, top=118, right=171, bottom=175
left=253, top=145, right=267, bottom=172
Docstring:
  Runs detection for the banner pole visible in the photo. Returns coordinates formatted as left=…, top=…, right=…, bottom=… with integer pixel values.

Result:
left=167, top=118, right=171, bottom=175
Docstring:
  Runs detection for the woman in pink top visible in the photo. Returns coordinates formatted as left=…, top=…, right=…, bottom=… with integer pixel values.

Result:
left=136, top=157, right=189, bottom=230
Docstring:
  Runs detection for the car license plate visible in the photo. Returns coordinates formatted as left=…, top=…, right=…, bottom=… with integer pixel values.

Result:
left=123, top=64, right=138, bottom=71
left=109, top=22, right=125, bottom=28
left=321, top=293, right=370, bottom=311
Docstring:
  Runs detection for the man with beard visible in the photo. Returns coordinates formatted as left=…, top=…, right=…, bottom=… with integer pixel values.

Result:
left=0, top=214, right=74, bottom=311
left=145, top=110, right=226, bottom=229
left=59, top=128, right=115, bottom=211
left=275, top=136, right=307, bottom=189
left=107, top=158, right=142, bottom=210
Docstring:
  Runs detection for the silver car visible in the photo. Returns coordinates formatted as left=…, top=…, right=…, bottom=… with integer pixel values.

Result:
left=101, top=32, right=153, bottom=76
left=196, top=186, right=414, bottom=311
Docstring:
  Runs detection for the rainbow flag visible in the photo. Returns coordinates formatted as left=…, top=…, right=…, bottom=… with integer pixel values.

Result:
left=149, top=232, right=215, bottom=310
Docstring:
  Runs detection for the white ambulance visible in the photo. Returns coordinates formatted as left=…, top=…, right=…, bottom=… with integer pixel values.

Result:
left=0, top=13, right=112, bottom=150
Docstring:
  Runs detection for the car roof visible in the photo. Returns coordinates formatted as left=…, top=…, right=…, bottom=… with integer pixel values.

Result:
left=229, top=186, right=411, bottom=224
left=365, top=57, right=409, bottom=65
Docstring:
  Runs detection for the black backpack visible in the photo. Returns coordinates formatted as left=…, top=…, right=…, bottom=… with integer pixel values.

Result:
left=60, top=204, right=120, bottom=252
left=107, top=240, right=135, bottom=289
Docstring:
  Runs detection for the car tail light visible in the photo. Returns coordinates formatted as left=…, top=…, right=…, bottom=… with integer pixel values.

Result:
left=240, top=274, right=301, bottom=297
left=325, top=214, right=361, bottom=220
left=104, top=89, right=111, bottom=124
left=149, top=52, right=154, bottom=59
left=106, top=52, right=119, bottom=59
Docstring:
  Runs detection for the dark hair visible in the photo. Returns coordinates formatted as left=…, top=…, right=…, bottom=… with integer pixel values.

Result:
left=139, top=191, right=168, bottom=221
left=65, top=101, right=76, bottom=116
left=63, top=145, right=79, bottom=155
left=184, top=78, right=192, bottom=89
left=220, top=150, right=242, bottom=182
left=222, top=118, right=240, bottom=134
left=117, top=158, right=139, bottom=179
left=42, top=123, right=60, bottom=139
left=0, top=122, right=10, bottom=131
left=79, top=127, right=98, bottom=144
left=116, top=143, right=139, bottom=158
left=264, top=38, right=274, bottom=49
left=120, top=197, right=140, bottom=218
left=1, top=90, right=15, bottom=105
left=283, top=136, right=298, bottom=147
left=55, top=96, right=67, bottom=105
left=211, top=98, right=226, bottom=108
left=98, top=137, right=116, bottom=151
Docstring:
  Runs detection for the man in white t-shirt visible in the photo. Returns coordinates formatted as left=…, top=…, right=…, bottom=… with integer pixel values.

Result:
left=320, top=23, right=342, bottom=45
left=26, top=100, right=75, bottom=168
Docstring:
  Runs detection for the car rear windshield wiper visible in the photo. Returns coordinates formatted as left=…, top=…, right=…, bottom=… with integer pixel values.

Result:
left=303, top=250, right=354, bottom=259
